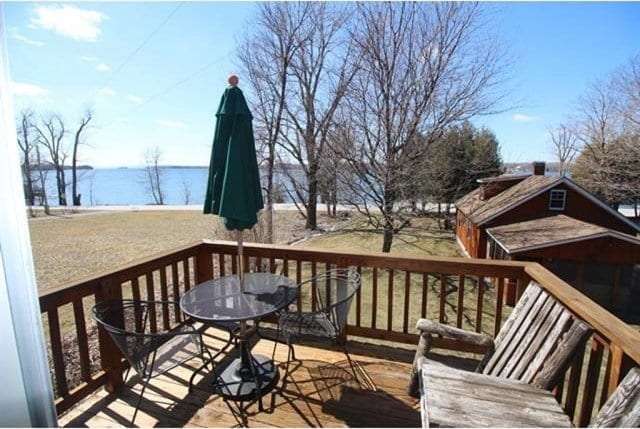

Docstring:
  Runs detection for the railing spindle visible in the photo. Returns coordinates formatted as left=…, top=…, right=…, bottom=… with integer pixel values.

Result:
left=387, top=269, right=394, bottom=331
left=372, top=267, right=378, bottom=329
left=160, top=267, right=169, bottom=331
left=421, top=273, right=428, bottom=319
left=145, top=273, right=157, bottom=333
left=439, top=274, right=446, bottom=323
left=565, top=342, right=587, bottom=421
left=72, top=300, right=91, bottom=382
left=355, top=266, right=362, bottom=327
left=218, top=253, right=226, bottom=277
left=403, top=272, right=410, bottom=333
left=578, top=337, right=605, bottom=426
left=476, top=276, right=484, bottom=333
left=48, top=308, right=69, bottom=396
left=494, top=277, right=504, bottom=337
left=456, top=275, right=465, bottom=328
left=171, top=262, right=181, bottom=323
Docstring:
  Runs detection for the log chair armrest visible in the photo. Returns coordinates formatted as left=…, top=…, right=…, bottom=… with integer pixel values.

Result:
left=416, top=318, right=493, bottom=348
left=407, top=319, right=494, bottom=397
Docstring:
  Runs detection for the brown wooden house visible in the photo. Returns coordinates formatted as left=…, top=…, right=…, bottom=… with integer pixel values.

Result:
left=455, top=162, right=640, bottom=320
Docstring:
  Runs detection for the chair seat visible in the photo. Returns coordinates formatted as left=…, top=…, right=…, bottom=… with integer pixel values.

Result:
left=279, top=311, right=339, bottom=340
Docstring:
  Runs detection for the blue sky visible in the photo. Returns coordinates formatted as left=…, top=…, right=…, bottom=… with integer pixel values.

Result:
left=3, top=2, right=640, bottom=168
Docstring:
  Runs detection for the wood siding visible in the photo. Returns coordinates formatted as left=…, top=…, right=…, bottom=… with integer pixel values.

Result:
left=514, top=236, right=640, bottom=264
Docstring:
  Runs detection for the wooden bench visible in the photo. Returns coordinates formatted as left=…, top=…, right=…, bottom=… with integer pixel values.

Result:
left=408, top=282, right=592, bottom=397
left=420, top=364, right=640, bottom=427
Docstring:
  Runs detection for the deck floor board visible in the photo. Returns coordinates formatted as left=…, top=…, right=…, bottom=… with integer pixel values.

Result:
left=57, top=327, right=451, bottom=427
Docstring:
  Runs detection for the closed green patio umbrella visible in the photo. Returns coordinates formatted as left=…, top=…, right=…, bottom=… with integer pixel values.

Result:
left=204, top=75, right=263, bottom=282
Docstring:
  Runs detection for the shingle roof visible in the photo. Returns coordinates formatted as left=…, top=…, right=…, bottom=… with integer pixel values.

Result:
left=455, top=175, right=562, bottom=225
left=486, top=215, right=640, bottom=253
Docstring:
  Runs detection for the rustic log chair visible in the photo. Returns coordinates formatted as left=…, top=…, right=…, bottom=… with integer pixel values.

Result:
left=407, top=281, right=592, bottom=397
left=590, top=367, right=640, bottom=427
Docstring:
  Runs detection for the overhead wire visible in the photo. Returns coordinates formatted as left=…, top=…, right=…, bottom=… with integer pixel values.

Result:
left=99, top=49, right=233, bottom=130
left=91, top=2, right=184, bottom=99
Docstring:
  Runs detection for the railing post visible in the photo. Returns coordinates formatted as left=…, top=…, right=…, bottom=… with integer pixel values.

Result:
left=95, top=278, right=123, bottom=393
left=195, top=246, right=214, bottom=284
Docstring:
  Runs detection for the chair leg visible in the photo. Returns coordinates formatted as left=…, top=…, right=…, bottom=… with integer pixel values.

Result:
left=342, top=342, right=359, bottom=383
left=271, top=322, right=282, bottom=361
left=280, top=342, right=296, bottom=393
left=131, top=374, right=151, bottom=426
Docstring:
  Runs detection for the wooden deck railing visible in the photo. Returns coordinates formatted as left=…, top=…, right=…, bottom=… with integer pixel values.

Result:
left=38, top=239, right=640, bottom=426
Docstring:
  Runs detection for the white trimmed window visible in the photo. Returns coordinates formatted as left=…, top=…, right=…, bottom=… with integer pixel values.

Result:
left=549, top=189, right=566, bottom=210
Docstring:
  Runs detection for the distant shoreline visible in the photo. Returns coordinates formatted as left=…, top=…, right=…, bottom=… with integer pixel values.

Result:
left=25, top=204, right=637, bottom=219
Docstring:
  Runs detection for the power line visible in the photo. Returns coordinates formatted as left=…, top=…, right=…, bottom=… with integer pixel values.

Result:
left=92, top=2, right=184, bottom=98
left=99, top=50, right=233, bottom=130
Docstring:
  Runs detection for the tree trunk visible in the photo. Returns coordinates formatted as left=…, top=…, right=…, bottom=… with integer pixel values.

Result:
left=57, top=168, right=67, bottom=206
left=306, top=166, right=318, bottom=230
left=382, top=227, right=394, bottom=253
left=23, top=164, right=35, bottom=205
left=266, top=154, right=274, bottom=243
left=72, top=146, right=80, bottom=205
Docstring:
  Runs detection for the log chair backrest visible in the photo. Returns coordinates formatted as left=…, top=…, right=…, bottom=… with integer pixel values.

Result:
left=590, top=367, right=640, bottom=427
left=481, top=282, right=592, bottom=390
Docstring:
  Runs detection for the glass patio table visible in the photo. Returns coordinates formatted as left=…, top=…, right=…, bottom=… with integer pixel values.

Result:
left=180, top=272, right=297, bottom=401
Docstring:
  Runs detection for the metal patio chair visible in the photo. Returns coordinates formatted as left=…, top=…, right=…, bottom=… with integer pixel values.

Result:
left=92, top=300, right=220, bottom=425
left=275, top=268, right=361, bottom=390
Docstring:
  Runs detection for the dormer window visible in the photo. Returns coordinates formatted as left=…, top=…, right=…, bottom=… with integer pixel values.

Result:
left=549, top=189, right=566, bottom=211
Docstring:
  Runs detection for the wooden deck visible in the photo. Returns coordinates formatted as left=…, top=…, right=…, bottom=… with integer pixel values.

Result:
left=58, top=326, right=474, bottom=427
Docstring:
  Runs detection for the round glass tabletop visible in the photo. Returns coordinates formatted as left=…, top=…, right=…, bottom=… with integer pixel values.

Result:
left=180, top=272, right=298, bottom=323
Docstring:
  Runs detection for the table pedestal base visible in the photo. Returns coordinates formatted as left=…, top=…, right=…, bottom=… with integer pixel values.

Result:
left=213, top=354, right=278, bottom=401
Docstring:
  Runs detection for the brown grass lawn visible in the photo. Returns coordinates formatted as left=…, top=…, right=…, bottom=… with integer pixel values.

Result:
left=299, top=215, right=462, bottom=257
left=29, top=210, right=306, bottom=290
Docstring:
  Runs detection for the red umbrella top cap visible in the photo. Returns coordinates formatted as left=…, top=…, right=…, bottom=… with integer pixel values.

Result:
left=228, top=75, right=239, bottom=87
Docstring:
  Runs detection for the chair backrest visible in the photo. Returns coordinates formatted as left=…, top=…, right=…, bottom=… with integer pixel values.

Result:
left=590, top=367, right=640, bottom=427
left=305, top=268, right=361, bottom=332
left=480, top=282, right=592, bottom=390
left=92, top=300, right=180, bottom=378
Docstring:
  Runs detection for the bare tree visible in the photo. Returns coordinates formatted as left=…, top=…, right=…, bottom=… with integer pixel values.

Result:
left=570, top=76, right=628, bottom=206
left=278, top=3, right=357, bottom=230
left=16, top=108, right=38, bottom=205
left=548, top=124, right=578, bottom=176
left=34, top=142, right=51, bottom=215
left=238, top=3, right=311, bottom=242
left=181, top=176, right=192, bottom=205
left=35, top=114, right=68, bottom=206
left=71, top=109, right=93, bottom=206
left=615, top=54, right=640, bottom=131
left=338, top=2, right=509, bottom=252
left=143, top=146, right=165, bottom=205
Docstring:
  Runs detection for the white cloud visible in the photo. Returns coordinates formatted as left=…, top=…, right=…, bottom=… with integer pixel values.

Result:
left=157, top=120, right=186, bottom=129
left=80, top=55, right=98, bottom=62
left=31, top=5, right=107, bottom=42
left=513, top=113, right=539, bottom=122
left=127, top=95, right=143, bottom=104
left=11, top=81, right=50, bottom=97
left=8, top=28, right=44, bottom=46
left=96, top=63, right=109, bottom=72
left=98, top=87, right=116, bottom=97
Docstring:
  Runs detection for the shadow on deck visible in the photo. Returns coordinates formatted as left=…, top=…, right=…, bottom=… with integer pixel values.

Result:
left=58, top=327, right=479, bottom=428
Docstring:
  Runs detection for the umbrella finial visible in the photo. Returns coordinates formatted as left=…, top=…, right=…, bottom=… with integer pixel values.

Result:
left=228, top=74, right=239, bottom=87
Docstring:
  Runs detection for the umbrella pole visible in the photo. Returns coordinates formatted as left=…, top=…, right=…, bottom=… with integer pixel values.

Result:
left=237, top=230, right=244, bottom=291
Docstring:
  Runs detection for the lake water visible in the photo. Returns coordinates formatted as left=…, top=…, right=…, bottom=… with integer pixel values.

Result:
left=39, top=167, right=280, bottom=206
